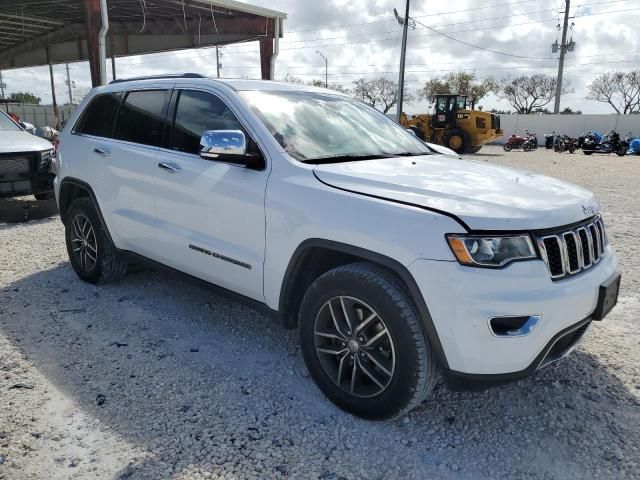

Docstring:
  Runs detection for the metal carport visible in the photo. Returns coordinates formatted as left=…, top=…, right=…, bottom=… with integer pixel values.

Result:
left=0, top=0, right=286, bottom=88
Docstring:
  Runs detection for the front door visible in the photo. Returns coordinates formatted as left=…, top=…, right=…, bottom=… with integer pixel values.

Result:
left=151, top=88, right=269, bottom=301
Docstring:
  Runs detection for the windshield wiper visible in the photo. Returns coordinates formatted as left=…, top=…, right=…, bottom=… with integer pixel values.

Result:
left=387, top=152, right=430, bottom=157
left=303, top=154, right=394, bottom=164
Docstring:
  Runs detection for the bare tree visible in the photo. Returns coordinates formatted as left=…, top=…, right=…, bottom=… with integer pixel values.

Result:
left=498, top=74, right=569, bottom=114
left=417, top=72, right=499, bottom=109
left=353, top=78, right=414, bottom=113
left=586, top=71, right=640, bottom=114
left=282, top=75, right=351, bottom=94
left=72, top=87, right=91, bottom=105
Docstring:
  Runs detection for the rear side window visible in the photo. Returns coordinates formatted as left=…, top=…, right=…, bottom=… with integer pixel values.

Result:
left=114, top=90, right=168, bottom=147
left=171, top=90, right=244, bottom=154
left=75, top=92, right=121, bottom=137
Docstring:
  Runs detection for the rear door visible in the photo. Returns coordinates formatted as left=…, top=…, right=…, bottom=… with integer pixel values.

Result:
left=71, top=87, right=171, bottom=256
left=150, top=87, right=269, bottom=301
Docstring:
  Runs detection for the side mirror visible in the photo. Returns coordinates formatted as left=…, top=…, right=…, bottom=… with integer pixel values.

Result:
left=19, top=122, right=27, bottom=129
left=200, top=129, right=246, bottom=158
left=406, top=128, right=417, bottom=137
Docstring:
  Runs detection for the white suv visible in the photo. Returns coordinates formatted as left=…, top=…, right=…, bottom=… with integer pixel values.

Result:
left=55, top=74, right=620, bottom=419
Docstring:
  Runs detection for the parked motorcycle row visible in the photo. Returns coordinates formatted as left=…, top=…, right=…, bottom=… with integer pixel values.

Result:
left=504, top=130, right=640, bottom=156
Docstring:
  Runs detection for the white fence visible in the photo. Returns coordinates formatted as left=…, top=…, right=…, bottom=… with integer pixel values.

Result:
left=0, top=104, right=77, bottom=129
left=494, top=114, right=640, bottom=143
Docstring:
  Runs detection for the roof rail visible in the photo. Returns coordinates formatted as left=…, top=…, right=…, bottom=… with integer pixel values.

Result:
left=109, top=73, right=206, bottom=84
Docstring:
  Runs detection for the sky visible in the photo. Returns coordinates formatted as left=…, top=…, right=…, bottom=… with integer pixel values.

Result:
left=2, top=0, right=639, bottom=114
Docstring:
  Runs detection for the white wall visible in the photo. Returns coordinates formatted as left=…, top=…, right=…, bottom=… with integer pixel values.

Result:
left=492, top=114, right=640, bottom=143
left=0, top=104, right=77, bottom=129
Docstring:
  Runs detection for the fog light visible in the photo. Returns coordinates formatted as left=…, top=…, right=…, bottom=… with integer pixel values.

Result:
left=488, top=315, right=541, bottom=337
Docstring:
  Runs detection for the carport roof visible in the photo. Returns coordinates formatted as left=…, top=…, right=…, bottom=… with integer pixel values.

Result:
left=0, top=0, right=286, bottom=70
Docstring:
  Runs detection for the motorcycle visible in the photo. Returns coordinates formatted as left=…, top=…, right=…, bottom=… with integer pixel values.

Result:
left=525, top=130, right=538, bottom=149
left=553, top=134, right=578, bottom=153
left=503, top=133, right=533, bottom=152
left=627, top=135, right=640, bottom=155
left=582, top=130, right=628, bottom=156
left=544, top=132, right=555, bottom=149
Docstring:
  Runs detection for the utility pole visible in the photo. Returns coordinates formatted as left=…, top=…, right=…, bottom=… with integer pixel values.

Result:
left=316, top=51, right=328, bottom=88
left=396, top=0, right=410, bottom=123
left=0, top=71, right=5, bottom=99
left=554, top=0, right=570, bottom=114
left=65, top=63, right=73, bottom=104
left=215, top=45, right=220, bottom=78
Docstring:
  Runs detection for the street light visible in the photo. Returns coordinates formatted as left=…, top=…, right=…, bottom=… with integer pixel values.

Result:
left=316, top=50, right=328, bottom=88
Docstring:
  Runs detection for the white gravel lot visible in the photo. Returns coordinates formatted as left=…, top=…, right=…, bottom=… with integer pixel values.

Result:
left=0, top=145, right=639, bottom=480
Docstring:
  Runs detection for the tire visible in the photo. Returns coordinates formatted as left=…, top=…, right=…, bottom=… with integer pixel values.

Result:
left=583, top=150, right=593, bottom=156
left=299, top=262, right=438, bottom=420
left=569, top=146, right=576, bottom=154
left=407, top=126, right=425, bottom=141
left=616, top=146, right=627, bottom=157
left=467, top=145, right=483, bottom=154
left=523, top=142, right=532, bottom=152
left=444, top=129, right=470, bottom=154
left=503, top=143, right=513, bottom=152
left=64, top=197, right=127, bottom=284
left=34, top=192, right=55, bottom=201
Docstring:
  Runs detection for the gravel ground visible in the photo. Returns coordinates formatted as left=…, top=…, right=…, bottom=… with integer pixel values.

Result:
left=0, top=145, right=639, bottom=480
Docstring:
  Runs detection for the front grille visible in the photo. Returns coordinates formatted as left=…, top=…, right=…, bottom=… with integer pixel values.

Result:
left=537, top=216, right=608, bottom=280
left=0, top=154, right=34, bottom=181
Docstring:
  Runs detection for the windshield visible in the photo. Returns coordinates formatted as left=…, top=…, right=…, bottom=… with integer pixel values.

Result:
left=239, top=90, right=431, bottom=162
left=0, top=112, right=22, bottom=132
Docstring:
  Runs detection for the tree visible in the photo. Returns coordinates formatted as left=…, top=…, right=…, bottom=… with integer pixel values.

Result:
left=352, top=78, right=414, bottom=113
left=9, top=91, right=41, bottom=105
left=72, top=87, right=91, bottom=105
left=417, top=72, right=499, bottom=109
left=498, top=74, right=569, bottom=114
left=561, top=106, right=582, bottom=114
left=586, top=71, right=640, bottom=114
left=282, top=75, right=351, bottom=94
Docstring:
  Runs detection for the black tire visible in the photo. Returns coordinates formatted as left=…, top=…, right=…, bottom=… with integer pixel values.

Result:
left=616, top=146, right=627, bottom=157
left=444, top=129, right=470, bottom=154
left=299, top=262, right=438, bottom=420
left=523, top=142, right=532, bottom=152
left=503, top=143, right=513, bottom=152
left=583, top=150, right=593, bottom=156
left=34, top=191, right=55, bottom=201
left=64, top=197, right=127, bottom=284
left=407, top=126, right=425, bottom=141
left=467, top=145, right=483, bottom=154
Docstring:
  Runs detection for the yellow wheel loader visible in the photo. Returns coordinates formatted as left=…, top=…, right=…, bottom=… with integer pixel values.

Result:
left=400, top=94, right=503, bottom=154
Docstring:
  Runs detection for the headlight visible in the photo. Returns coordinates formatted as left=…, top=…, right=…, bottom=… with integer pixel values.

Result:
left=446, top=234, right=537, bottom=267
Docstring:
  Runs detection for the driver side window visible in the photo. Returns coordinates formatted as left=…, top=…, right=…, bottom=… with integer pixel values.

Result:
left=170, top=90, right=244, bottom=154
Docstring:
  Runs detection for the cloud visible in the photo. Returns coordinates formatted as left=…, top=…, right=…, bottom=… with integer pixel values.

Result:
left=1, top=0, right=638, bottom=115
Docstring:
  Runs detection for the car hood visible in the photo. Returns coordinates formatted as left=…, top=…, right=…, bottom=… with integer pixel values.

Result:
left=313, top=154, right=598, bottom=230
left=0, top=130, right=53, bottom=153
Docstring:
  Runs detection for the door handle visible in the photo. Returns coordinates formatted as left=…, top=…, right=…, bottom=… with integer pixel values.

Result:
left=158, top=162, right=181, bottom=173
left=93, top=147, right=110, bottom=157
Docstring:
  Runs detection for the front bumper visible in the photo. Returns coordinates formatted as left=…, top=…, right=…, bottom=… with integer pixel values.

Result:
left=409, top=247, right=618, bottom=380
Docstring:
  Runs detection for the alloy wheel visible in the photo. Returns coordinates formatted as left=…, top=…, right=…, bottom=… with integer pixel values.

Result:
left=70, top=213, right=97, bottom=272
left=313, top=296, right=396, bottom=398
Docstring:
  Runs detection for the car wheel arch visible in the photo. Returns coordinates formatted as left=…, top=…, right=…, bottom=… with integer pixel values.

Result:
left=278, top=238, right=449, bottom=370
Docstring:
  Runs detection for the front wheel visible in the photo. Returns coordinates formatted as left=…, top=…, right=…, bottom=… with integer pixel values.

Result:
left=299, top=263, right=438, bottom=420
left=503, top=143, right=513, bottom=152
left=616, top=146, right=627, bottom=157
left=445, top=129, right=470, bottom=154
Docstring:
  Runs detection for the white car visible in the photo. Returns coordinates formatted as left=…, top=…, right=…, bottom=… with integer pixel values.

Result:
left=55, top=75, right=620, bottom=419
left=0, top=110, right=56, bottom=199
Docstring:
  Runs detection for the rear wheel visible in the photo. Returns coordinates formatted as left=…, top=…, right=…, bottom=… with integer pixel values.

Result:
left=64, top=198, right=127, bottom=284
left=583, top=150, right=593, bottom=156
left=523, top=142, right=532, bottom=152
left=299, top=263, right=438, bottom=420
left=503, top=143, right=513, bottom=152
left=445, top=129, right=470, bottom=154
left=616, top=146, right=627, bottom=157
